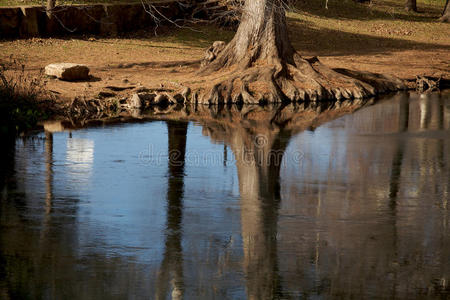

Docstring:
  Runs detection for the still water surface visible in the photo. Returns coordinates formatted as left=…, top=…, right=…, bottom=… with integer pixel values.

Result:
left=1, top=92, right=449, bottom=299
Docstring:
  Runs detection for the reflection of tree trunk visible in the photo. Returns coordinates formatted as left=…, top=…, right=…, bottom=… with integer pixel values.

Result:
left=437, top=96, right=445, bottom=169
left=388, top=146, right=404, bottom=211
left=156, top=121, right=187, bottom=300
left=41, top=131, right=53, bottom=238
left=387, top=96, right=409, bottom=297
left=190, top=103, right=371, bottom=297
left=223, top=144, right=227, bottom=167
left=419, top=95, right=431, bottom=130
left=389, top=94, right=408, bottom=209
left=38, top=131, right=55, bottom=294
left=45, top=131, right=53, bottom=214
left=231, top=128, right=289, bottom=299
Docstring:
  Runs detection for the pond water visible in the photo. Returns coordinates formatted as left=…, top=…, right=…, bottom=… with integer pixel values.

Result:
left=0, top=92, right=449, bottom=299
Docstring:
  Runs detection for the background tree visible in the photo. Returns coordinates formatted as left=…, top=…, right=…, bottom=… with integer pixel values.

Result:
left=46, top=0, right=56, bottom=18
left=404, top=0, right=417, bottom=12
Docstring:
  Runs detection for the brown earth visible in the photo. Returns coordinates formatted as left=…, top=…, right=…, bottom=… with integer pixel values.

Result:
left=1, top=0, right=449, bottom=105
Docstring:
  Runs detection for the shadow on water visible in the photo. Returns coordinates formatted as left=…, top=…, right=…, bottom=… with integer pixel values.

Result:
left=1, top=91, right=450, bottom=298
left=0, top=133, right=15, bottom=195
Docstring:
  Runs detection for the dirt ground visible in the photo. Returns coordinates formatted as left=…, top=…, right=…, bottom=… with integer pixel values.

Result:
left=1, top=0, right=449, bottom=103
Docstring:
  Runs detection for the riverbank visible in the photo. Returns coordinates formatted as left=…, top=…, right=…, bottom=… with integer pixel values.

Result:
left=1, top=0, right=449, bottom=132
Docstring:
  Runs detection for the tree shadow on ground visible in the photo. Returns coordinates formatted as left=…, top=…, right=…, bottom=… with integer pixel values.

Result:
left=102, top=19, right=448, bottom=59
left=42, top=17, right=448, bottom=73
left=288, top=17, right=450, bottom=57
left=101, top=19, right=449, bottom=72
left=294, top=0, right=445, bottom=23
left=96, top=25, right=236, bottom=50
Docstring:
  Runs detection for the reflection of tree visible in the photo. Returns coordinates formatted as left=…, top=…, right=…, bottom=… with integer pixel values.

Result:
left=196, top=102, right=369, bottom=299
left=387, top=94, right=409, bottom=298
left=40, top=131, right=54, bottom=277
left=203, top=122, right=288, bottom=298
left=156, top=121, right=188, bottom=300
left=437, top=96, right=445, bottom=169
left=389, top=94, right=409, bottom=208
left=232, top=126, right=289, bottom=299
left=2, top=99, right=386, bottom=299
left=45, top=131, right=53, bottom=214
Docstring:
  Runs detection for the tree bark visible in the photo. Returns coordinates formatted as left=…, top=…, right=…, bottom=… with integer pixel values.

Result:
left=46, top=0, right=56, bottom=18
left=405, top=0, right=417, bottom=12
left=202, top=0, right=295, bottom=71
left=440, top=0, right=450, bottom=22
left=196, top=0, right=404, bottom=105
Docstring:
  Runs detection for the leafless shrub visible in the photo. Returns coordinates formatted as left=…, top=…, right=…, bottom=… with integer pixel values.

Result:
left=0, top=56, right=54, bottom=131
left=0, top=56, right=50, bottom=102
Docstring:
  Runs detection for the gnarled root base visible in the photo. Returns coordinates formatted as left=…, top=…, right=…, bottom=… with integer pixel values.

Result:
left=192, top=54, right=405, bottom=105
left=440, top=15, right=450, bottom=22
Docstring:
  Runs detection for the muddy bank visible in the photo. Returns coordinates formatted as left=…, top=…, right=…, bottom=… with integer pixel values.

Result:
left=54, top=73, right=448, bottom=119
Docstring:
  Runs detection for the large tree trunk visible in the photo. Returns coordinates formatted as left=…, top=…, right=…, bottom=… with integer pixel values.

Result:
left=441, top=0, right=450, bottom=22
left=405, top=0, right=417, bottom=12
left=202, top=0, right=295, bottom=71
left=197, top=0, right=404, bottom=105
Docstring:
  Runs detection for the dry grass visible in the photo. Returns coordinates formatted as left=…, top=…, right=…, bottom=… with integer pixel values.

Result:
left=291, top=0, right=449, bottom=51
left=0, top=57, right=53, bottom=132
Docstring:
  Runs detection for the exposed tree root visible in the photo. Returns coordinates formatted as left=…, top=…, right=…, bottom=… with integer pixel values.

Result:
left=191, top=53, right=405, bottom=105
left=440, top=0, right=450, bottom=22
left=440, top=15, right=450, bottom=22
left=184, top=0, right=408, bottom=105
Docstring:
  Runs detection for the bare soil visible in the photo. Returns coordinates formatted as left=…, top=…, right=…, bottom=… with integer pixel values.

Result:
left=1, top=0, right=449, bottom=104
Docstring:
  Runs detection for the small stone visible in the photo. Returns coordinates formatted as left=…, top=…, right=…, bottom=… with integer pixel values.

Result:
left=45, top=63, right=90, bottom=81
left=128, top=93, right=142, bottom=109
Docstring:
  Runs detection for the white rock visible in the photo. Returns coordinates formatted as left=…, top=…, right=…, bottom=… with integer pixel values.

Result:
left=45, top=63, right=90, bottom=81
left=128, top=93, right=142, bottom=109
